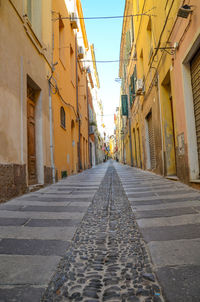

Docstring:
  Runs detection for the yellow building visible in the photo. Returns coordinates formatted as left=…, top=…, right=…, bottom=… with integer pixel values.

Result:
left=0, top=0, right=53, bottom=201
left=51, top=0, right=89, bottom=179
left=119, top=0, right=189, bottom=179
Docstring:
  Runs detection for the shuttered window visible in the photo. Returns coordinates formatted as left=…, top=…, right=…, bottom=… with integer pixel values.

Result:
left=130, top=65, right=137, bottom=106
left=191, top=48, right=200, bottom=172
left=60, top=107, right=66, bottom=129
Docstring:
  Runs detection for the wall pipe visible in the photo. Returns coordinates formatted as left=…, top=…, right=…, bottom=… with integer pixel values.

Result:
left=75, top=33, right=81, bottom=171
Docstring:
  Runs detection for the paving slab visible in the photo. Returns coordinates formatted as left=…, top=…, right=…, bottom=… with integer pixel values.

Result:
left=0, top=238, right=70, bottom=256
left=0, top=218, right=28, bottom=226
left=0, top=210, right=85, bottom=220
left=137, top=213, right=200, bottom=228
left=0, top=226, right=76, bottom=241
left=0, top=255, right=61, bottom=285
left=0, top=286, right=45, bottom=302
left=25, top=218, right=82, bottom=227
left=134, top=207, right=197, bottom=219
left=156, top=265, right=200, bottom=302
left=140, top=223, right=200, bottom=242
left=131, top=199, right=200, bottom=211
left=148, top=239, right=200, bottom=267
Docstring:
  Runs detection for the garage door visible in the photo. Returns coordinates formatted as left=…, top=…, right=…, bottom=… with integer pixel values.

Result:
left=191, top=48, right=200, bottom=171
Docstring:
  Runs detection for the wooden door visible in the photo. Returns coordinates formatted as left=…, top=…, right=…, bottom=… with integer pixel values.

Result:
left=27, top=98, right=37, bottom=184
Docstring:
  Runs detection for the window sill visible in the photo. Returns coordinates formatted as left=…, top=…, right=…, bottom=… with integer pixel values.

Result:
left=59, top=58, right=66, bottom=70
left=60, top=124, right=66, bottom=131
left=71, top=80, right=75, bottom=88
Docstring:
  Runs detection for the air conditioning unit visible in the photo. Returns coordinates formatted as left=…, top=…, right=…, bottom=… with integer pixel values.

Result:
left=136, top=79, right=144, bottom=95
left=78, top=46, right=84, bottom=59
left=70, top=12, right=78, bottom=29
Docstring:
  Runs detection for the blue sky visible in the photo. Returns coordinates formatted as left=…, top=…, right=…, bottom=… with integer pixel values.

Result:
left=81, top=0, right=125, bottom=135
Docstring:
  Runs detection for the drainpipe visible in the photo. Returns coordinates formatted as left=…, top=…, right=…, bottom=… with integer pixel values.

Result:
left=86, top=75, right=91, bottom=168
left=127, top=86, right=133, bottom=167
left=49, top=81, right=56, bottom=183
left=157, top=74, right=165, bottom=175
left=75, top=33, right=81, bottom=171
left=48, top=9, right=56, bottom=183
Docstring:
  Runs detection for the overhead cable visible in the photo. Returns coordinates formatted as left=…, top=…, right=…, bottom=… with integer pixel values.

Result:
left=53, top=8, right=156, bottom=21
left=80, top=59, right=137, bottom=63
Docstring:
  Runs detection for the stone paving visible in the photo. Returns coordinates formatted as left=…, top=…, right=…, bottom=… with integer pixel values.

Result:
left=1, top=160, right=200, bottom=301
left=0, top=164, right=108, bottom=302
left=41, top=164, right=163, bottom=302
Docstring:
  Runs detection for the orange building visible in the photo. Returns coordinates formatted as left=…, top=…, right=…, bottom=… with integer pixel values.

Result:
left=51, top=0, right=89, bottom=179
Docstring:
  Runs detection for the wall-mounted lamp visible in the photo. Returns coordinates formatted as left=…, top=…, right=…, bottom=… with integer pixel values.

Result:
left=177, top=5, right=193, bottom=18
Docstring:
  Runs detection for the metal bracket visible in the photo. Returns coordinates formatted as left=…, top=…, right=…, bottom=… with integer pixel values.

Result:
left=154, top=47, right=176, bottom=55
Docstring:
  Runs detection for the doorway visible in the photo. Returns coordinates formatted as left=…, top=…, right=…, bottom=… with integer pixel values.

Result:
left=27, top=95, right=37, bottom=185
left=162, top=71, right=177, bottom=176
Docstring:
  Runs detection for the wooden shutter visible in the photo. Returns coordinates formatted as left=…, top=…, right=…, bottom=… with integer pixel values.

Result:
left=147, top=112, right=156, bottom=169
left=191, top=49, right=200, bottom=171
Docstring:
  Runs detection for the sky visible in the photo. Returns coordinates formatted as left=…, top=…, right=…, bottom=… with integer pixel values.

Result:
left=81, top=0, right=126, bottom=136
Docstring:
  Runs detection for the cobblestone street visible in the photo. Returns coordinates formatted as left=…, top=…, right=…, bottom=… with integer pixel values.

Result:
left=0, top=161, right=200, bottom=301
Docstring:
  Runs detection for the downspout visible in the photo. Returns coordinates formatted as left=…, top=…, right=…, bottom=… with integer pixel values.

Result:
left=157, top=74, right=165, bottom=175
left=75, top=33, right=81, bottom=171
left=20, top=56, right=24, bottom=164
left=86, top=75, right=91, bottom=168
left=49, top=8, right=55, bottom=183
left=127, top=83, right=133, bottom=166
left=49, top=81, right=56, bottom=183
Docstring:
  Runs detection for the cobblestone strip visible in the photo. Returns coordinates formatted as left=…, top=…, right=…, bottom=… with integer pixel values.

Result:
left=41, top=165, right=164, bottom=302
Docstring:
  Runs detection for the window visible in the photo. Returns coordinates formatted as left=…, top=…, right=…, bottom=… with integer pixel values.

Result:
left=147, top=18, right=153, bottom=60
left=60, top=107, right=66, bottom=129
left=27, top=0, right=32, bottom=22
left=26, top=0, right=42, bottom=39
left=59, top=17, right=65, bottom=65
left=130, top=65, right=137, bottom=105
left=70, top=45, right=75, bottom=85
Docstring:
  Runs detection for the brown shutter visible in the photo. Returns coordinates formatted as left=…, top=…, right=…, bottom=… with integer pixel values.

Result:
left=191, top=48, right=200, bottom=171
left=147, top=112, right=156, bottom=170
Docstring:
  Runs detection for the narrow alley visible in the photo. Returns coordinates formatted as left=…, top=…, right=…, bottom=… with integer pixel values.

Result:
left=0, top=161, right=200, bottom=302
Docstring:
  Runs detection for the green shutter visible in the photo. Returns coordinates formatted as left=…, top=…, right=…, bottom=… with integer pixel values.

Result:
left=130, top=65, right=137, bottom=103
left=121, top=95, right=128, bottom=116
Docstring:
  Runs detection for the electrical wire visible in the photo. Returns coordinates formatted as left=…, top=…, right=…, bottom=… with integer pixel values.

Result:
left=79, top=58, right=137, bottom=63
left=54, top=14, right=149, bottom=21
left=49, top=79, right=78, bottom=120
left=53, top=8, right=156, bottom=21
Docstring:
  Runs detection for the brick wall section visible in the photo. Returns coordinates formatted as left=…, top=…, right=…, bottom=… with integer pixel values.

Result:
left=0, top=164, right=27, bottom=203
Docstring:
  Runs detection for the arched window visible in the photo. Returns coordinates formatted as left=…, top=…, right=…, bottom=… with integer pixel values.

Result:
left=60, top=106, right=65, bottom=129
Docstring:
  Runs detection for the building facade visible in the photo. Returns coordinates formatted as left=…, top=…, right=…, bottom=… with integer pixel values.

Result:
left=0, top=0, right=104, bottom=202
left=119, top=0, right=200, bottom=188
left=0, top=0, right=53, bottom=202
